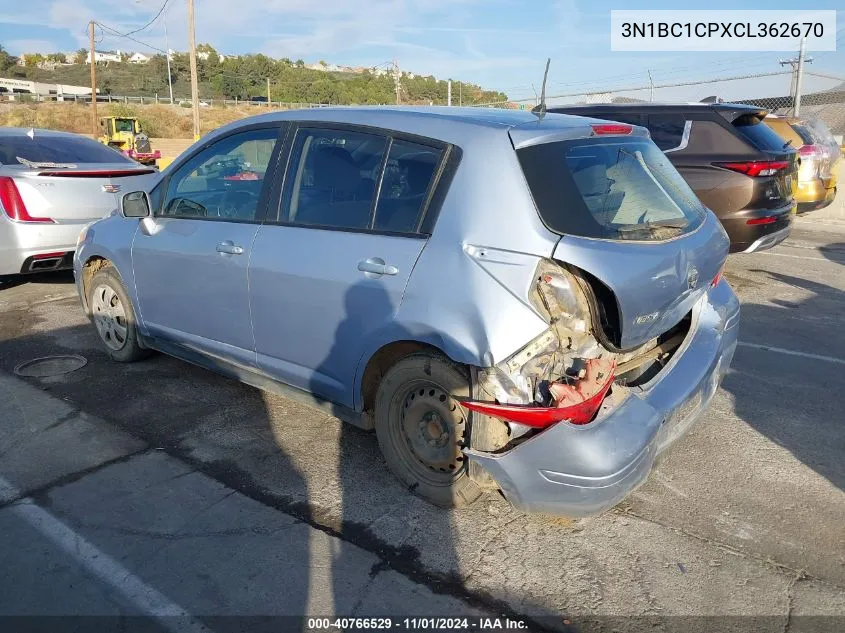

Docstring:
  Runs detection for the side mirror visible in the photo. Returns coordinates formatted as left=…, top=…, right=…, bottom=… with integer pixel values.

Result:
left=121, top=191, right=151, bottom=218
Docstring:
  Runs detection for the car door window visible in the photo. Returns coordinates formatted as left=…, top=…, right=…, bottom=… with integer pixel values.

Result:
left=647, top=114, right=688, bottom=151
left=282, top=128, right=388, bottom=229
left=373, top=140, right=443, bottom=233
left=160, top=128, right=280, bottom=221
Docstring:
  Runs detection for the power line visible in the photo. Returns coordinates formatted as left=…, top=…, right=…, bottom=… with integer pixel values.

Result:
left=504, top=69, right=795, bottom=104
left=118, top=0, right=171, bottom=37
left=96, top=22, right=167, bottom=54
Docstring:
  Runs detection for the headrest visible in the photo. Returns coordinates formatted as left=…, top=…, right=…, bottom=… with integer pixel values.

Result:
left=312, top=145, right=360, bottom=194
left=399, top=152, right=437, bottom=193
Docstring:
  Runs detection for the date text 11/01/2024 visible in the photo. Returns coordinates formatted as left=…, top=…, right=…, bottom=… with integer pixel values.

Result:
left=307, top=618, right=529, bottom=630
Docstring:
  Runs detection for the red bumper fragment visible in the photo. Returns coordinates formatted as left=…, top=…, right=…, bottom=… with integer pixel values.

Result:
left=459, top=358, right=616, bottom=429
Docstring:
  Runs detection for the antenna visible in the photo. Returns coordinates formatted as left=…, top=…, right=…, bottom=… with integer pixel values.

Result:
left=531, top=58, right=551, bottom=120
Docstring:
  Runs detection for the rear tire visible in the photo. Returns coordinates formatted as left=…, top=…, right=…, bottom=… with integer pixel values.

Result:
left=374, top=353, right=483, bottom=508
left=88, top=268, right=150, bottom=363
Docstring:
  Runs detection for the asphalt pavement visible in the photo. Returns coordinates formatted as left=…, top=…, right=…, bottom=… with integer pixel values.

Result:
left=0, top=220, right=843, bottom=632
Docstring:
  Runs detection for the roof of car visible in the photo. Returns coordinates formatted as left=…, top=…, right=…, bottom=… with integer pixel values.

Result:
left=547, top=102, right=761, bottom=111
left=0, top=127, right=98, bottom=139
left=243, top=105, right=580, bottom=128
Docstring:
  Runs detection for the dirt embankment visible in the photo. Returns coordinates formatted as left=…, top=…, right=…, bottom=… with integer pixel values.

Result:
left=0, top=102, right=270, bottom=139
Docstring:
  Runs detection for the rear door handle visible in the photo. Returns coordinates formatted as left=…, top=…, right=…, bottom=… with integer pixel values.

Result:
left=357, top=257, right=398, bottom=277
left=216, top=240, right=244, bottom=255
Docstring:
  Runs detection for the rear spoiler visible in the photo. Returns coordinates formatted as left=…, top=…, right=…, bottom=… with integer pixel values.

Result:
left=712, top=104, right=769, bottom=124
left=36, top=169, right=157, bottom=178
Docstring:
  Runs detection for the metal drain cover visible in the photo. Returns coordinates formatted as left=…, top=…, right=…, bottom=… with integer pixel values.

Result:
left=14, top=355, right=87, bottom=378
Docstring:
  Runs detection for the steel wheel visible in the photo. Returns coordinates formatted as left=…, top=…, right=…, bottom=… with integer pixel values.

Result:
left=91, top=284, right=128, bottom=351
left=397, top=380, right=467, bottom=480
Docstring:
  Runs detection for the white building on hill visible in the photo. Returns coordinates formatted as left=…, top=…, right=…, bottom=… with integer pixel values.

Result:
left=87, top=50, right=122, bottom=64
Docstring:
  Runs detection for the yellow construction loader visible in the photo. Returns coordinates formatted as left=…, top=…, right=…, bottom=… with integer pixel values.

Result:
left=98, top=116, right=161, bottom=166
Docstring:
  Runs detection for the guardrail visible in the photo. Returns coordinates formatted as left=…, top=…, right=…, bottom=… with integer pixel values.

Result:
left=0, top=93, right=332, bottom=109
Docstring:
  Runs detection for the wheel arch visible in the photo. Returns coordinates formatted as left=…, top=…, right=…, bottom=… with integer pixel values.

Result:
left=79, top=255, right=115, bottom=315
left=355, top=335, right=478, bottom=415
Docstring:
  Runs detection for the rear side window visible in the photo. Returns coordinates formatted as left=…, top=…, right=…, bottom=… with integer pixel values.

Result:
left=788, top=123, right=816, bottom=146
left=373, top=140, right=442, bottom=232
left=733, top=114, right=791, bottom=151
left=647, top=114, right=688, bottom=151
left=765, top=119, right=807, bottom=147
left=0, top=134, right=133, bottom=166
left=282, top=128, right=388, bottom=230
left=589, top=112, right=644, bottom=127
left=518, top=137, right=706, bottom=241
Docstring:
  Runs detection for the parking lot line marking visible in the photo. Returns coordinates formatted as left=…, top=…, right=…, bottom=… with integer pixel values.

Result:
left=758, top=252, right=831, bottom=262
left=2, top=486, right=212, bottom=633
left=738, top=342, right=845, bottom=366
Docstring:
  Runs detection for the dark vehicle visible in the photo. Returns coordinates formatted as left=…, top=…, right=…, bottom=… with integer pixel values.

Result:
left=548, top=103, right=799, bottom=253
left=249, top=96, right=269, bottom=105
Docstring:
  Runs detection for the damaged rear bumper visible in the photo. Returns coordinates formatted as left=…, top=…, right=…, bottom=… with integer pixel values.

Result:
left=464, top=280, right=740, bottom=517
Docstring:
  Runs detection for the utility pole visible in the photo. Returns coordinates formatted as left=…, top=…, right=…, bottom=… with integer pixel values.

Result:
left=186, top=0, right=201, bottom=139
left=267, top=77, right=271, bottom=107
left=459, top=81, right=462, bottom=107
left=89, top=20, right=97, bottom=136
left=779, top=40, right=813, bottom=116
left=393, top=59, right=401, bottom=105
left=164, top=3, right=173, bottom=104
left=794, top=37, right=807, bottom=117
left=647, top=69, right=654, bottom=102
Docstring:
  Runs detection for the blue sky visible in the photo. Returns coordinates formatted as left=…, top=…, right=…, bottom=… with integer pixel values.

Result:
left=1, top=0, right=842, bottom=102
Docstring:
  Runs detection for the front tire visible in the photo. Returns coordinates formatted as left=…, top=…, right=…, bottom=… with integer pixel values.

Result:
left=88, top=268, right=150, bottom=363
left=374, top=353, right=483, bottom=508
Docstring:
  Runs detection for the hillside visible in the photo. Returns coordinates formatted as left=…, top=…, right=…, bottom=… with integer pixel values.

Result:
left=7, top=47, right=508, bottom=106
left=0, top=102, right=265, bottom=138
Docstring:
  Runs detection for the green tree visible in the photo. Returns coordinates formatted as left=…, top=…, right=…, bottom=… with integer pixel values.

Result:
left=76, top=48, right=87, bottom=64
left=0, top=44, right=16, bottom=72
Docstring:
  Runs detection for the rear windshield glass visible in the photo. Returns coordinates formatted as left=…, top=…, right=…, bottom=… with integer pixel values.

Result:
left=733, top=114, right=792, bottom=151
left=517, top=137, right=706, bottom=241
left=0, top=134, right=133, bottom=166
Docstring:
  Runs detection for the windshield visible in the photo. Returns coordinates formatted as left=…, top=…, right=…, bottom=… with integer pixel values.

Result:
left=114, top=119, right=135, bottom=133
left=0, top=135, right=133, bottom=165
left=517, top=137, right=706, bottom=241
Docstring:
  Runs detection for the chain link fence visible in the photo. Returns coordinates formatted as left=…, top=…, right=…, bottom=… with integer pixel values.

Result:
left=474, top=70, right=845, bottom=140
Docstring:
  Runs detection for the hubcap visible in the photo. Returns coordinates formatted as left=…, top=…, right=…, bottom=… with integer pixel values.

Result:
left=91, top=284, right=128, bottom=351
left=400, top=383, right=465, bottom=474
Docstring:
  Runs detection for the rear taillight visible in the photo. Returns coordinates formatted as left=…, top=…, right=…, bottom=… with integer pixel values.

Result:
left=746, top=216, right=778, bottom=226
left=0, top=177, right=54, bottom=223
left=591, top=123, right=633, bottom=136
left=714, top=161, right=790, bottom=177
left=798, top=144, right=821, bottom=159
left=797, top=144, right=821, bottom=181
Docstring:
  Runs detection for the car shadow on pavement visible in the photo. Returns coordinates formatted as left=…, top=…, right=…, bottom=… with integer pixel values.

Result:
left=818, top=241, right=845, bottom=265
left=0, top=270, right=75, bottom=291
left=721, top=269, right=845, bottom=493
left=0, top=320, right=315, bottom=627
left=0, top=284, right=581, bottom=628
left=309, top=281, right=465, bottom=620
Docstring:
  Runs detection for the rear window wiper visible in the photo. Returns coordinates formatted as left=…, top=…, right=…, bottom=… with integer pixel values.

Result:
left=16, top=157, right=78, bottom=169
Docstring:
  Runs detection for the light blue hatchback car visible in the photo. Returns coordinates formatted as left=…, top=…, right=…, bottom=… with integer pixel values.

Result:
left=74, top=107, right=740, bottom=516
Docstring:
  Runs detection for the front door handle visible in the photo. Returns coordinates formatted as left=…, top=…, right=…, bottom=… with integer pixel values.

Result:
left=216, top=240, right=244, bottom=255
left=357, top=257, right=399, bottom=277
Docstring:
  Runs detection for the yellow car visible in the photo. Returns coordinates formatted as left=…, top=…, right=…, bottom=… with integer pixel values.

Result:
left=765, top=115, right=839, bottom=212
